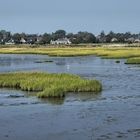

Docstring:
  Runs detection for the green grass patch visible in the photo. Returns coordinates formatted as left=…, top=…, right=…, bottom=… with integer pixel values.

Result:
left=125, top=57, right=140, bottom=64
left=0, top=72, right=102, bottom=98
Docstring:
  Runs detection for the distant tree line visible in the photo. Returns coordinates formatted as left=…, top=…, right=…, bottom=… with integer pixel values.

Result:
left=0, top=29, right=140, bottom=45
left=97, top=31, right=140, bottom=43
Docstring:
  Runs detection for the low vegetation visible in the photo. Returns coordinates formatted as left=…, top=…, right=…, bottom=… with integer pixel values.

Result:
left=0, top=72, right=102, bottom=98
left=125, top=57, right=140, bottom=64
left=0, top=45, right=140, bottom=64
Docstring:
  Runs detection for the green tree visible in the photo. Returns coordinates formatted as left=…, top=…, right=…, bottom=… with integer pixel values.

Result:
left=12, top=33, right=21, bottom=44
left=0, top=32, right=3, bottom=43
left=40, top=33, right=51, bottom=44
left=71, top=32, right=96, bottom=44
left=106, top=31, right=115, bottom=43
left=53, top=30, right=66, bottom=40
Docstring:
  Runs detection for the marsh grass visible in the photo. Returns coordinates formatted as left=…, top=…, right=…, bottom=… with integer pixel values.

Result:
left=0, top=46, right=140, bottom=57
left=125, top=57, right=140, bottom=64
left=0, top=45, right=140, bottom=63
left=0, top=72, right=102, bottom=98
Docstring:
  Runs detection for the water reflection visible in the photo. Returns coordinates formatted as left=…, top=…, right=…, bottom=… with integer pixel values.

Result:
left=39, top=92, right=102, bottom=105
left=65, top=92, right=101, bottom=102
left=0, top=88, right=102, bottom=106
left=40, top=98, right=65, bottom=105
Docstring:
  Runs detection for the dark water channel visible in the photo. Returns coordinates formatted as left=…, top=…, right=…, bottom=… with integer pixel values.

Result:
left=0, top=54, right=140, bottom=140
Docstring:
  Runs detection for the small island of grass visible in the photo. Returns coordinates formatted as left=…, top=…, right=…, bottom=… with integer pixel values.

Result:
left=125, top=57, right=140, bottom=64
left=0, top=72, right=102, bottom=98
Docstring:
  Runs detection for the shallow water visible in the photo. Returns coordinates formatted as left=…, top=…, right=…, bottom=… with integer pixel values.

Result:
left=0, top=54, right=140, bottom=140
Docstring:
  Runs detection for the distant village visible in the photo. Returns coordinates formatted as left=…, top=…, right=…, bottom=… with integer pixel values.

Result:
left=0, top=30, right=140, bottom=45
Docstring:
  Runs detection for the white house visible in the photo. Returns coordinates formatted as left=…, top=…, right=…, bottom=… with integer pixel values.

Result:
left=5, top=39, right=15, bottom=45
left=111, top=38, right=118, bottom=43
left=50, top=38, right=71, bottom=45
left=20, top=38, right=26, bottom=44
left=134, top=39, right=140, bottom=43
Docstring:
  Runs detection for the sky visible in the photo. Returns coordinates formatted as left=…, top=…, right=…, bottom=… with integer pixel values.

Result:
left=0, top=0, right=140, bottom=34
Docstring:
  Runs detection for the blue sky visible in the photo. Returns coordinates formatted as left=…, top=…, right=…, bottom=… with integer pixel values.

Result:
left=0, top=0, right=140, bottom=34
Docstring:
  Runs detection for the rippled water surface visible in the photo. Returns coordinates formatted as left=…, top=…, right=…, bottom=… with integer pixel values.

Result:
left=0, top=54, right=140, bottom=140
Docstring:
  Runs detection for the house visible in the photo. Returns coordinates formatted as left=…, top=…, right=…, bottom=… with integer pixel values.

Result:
left=134, top=39, right=140, bottom=43
left=5, top=39, right=15, bottom=45
left=111, top=38, right=118, bottom=43
left=50, top=38, right=71, bottom=45
left=125, top=37, right=135, bottom=43
left=0, top=39, right=4, bottom=44
left=20, top=38, right=26, bottom=44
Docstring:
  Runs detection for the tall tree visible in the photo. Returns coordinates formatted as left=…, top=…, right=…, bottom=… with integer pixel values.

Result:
left=71, top=32, right=96, bottom=44
left=39, top=33, right=51, bottom=44
left=53, top=30, right=66, bottom=40
left=106, top=31, right=115, bottom=43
